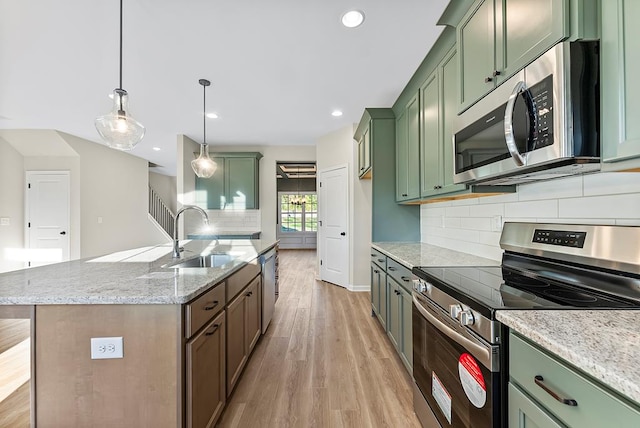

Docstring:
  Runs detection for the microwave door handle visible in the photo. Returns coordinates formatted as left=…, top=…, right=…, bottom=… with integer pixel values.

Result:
left=504, top=81, right=527, bottom=166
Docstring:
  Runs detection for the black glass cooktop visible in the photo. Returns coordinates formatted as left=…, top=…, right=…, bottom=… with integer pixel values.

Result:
left=412, top=256, right=640, bottom=317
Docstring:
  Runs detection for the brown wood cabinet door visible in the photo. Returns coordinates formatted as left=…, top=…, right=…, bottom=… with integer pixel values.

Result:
left=245, top=276, right=262, bottom=353
left=226, top=291, right=248, bottom=395
left=186, top=311, right=226, bottom=428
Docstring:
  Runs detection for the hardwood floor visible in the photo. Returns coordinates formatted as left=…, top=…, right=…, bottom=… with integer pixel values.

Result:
left=218, top=249, right=420, bottom=428
left=0, top=319, right=31, bottom=428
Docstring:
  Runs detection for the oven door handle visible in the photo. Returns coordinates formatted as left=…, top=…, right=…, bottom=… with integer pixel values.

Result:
left=504, top=80, right=527, bottom=167
left=413, top=294, right=495, bottom=371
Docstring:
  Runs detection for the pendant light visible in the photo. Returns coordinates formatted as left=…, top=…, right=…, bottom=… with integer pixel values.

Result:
left=191, top=79, right=218, bottom=178
left=291, top=165, right=305, bottom=205
left=95, top=0, right=145, bottom=150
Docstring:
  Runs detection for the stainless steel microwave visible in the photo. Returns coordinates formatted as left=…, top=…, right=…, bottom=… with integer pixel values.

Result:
left=453, top=41, right=600, bottom=185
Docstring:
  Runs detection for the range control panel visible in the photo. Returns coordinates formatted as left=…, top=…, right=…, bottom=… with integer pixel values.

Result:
left=533, top=229, right=586, bottom=248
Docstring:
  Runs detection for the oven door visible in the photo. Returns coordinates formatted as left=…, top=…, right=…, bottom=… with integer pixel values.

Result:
left=412, top=293, right=501, bottom=428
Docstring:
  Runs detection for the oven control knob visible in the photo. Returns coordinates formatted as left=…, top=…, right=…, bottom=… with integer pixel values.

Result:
left=459, top=310, right=476, bottom=326
left=449, top=304, right=463, bottom=320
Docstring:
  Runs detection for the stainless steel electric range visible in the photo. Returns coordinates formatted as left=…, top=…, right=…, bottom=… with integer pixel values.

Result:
left=411, top=222, right=640, bottom=428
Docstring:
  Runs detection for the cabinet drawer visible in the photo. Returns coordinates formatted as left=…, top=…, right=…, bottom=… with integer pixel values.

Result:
left=370, top=248, right=386, bottom=270
left=186, top=283, right=225, bottom=338
left=227, top=260, right=261, bottom=301
left=509, top=332, right=640, bottom=427
left=386, top=257, right=413, bottom=292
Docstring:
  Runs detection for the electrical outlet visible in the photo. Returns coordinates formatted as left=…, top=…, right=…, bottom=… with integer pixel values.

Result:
left=90, top=337, right=123, bottom=359
left=0, top=217, right=9, bottom=226
left=492, top=215, right=503, bottom=232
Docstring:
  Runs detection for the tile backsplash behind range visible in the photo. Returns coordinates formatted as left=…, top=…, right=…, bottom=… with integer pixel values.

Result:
left=421, top=173, right=640, bottom=261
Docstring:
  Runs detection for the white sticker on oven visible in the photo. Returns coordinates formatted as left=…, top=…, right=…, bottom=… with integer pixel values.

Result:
left=458, top=352, right=487, bottom=408
left=432, top=371, right=452, bottom=424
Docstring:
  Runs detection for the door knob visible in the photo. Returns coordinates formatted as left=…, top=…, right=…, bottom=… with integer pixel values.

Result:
left=60, top=231, right=67, bottom=235
left=340, top=232, right=346, bottom=236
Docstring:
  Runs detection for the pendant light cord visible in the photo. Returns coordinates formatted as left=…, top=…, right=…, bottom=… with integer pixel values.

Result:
left=203, top=81, right=206, bottom=146
left=119, top=0, right=123, bottom=90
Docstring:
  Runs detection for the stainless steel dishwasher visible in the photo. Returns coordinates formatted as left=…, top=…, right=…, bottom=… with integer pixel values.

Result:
left=260, top=247, right=278, bottom=333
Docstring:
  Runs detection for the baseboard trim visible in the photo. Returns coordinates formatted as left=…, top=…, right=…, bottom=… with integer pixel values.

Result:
left=348, top=284, right=370, bottom=292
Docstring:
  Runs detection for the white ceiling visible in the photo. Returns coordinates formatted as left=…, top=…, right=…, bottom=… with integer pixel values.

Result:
left=0, top=0, right=448, bottom=175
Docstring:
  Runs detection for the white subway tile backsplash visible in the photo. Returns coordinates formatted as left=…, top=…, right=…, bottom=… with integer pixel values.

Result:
left=421, top=175, right=640, bottom=261
left=444, top=217, right=462, bottom=228
left=445, top=205, right=471, bottom=218
left=461, top=217, right=492, bottom=231
left=505, top=200, right=558, bottom=218
left=470, top=204, right=505, bottom=217
left=559, top=194, right=640, bottom=219
left=480, top=192, right=520, bottom=204
left=422, top=206, right=447, bottom=218
left=517, top=176, right=583, bottom=201
left=583, top=173, right=640, bottom=196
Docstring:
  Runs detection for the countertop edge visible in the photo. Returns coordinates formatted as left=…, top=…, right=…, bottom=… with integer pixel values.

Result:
left=497, top=310, right=640, bottom=406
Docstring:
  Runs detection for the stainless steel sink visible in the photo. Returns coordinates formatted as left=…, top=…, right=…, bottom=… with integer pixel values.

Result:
left=165, top=254, right=235, bottom=269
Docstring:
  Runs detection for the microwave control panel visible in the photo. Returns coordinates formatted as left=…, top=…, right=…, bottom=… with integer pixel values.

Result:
left=529, top=75, right=554, bottom=149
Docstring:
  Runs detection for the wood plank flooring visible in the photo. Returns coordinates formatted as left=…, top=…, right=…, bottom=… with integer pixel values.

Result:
left=218, top=249, right=420, bottom=428
left=0, top=319, right=31, bottom=428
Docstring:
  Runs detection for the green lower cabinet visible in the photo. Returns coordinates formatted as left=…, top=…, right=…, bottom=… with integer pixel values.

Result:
left=508, top=383, right=563, bottom=428
left=386, top=276, right=413, bottom=373
left=370, top=262, right=386, bottom=329
left=601, top=0, right=640, bottom=168
left=509, top=332, right=640, bottom=427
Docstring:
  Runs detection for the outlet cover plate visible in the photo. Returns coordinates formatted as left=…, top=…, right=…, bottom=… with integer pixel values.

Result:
left=90, top=337, right=123, bottom=359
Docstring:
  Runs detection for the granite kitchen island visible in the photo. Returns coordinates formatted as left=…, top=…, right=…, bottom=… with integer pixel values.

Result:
left=0, top=238, right=278, bottom=427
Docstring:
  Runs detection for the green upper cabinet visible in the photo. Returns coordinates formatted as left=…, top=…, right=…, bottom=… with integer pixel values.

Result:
left=420, top=48, right=467, bottom=199
left=396, top=94, right=420, bottom=202
left=458, top=0, right=569, bottom=112
left=601, top=0, right=640, bottom=168
left=458, top=0, right=496, bottom=110
left=195, top=152, right=262, bottom=210
left=358, top=125, right=372, bottom=179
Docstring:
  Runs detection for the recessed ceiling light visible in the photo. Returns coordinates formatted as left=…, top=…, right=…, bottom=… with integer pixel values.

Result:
left=206, top=112, right=219, bottom=119
left=152, top=147, right=161, bottom=151
left=331, top=110, right=343, bottom=117
left=341, top=10, right=365, bottom=28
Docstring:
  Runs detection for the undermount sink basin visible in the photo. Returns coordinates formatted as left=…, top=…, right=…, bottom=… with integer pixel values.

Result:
left=165, top=254, right=235, bottom=269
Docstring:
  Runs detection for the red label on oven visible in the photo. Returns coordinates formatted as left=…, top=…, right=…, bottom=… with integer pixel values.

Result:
left=458, top=353, right=487, bottom=408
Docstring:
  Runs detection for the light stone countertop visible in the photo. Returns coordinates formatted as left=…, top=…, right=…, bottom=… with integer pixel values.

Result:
left=497, top=310, right=640, bottom=405
left=372, top=242, right=500, bottom=269
left=0, top=239, right=277, bottom=305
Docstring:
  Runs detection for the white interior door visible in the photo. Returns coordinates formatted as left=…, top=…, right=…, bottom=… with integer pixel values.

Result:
left=26, top=171, right=70, bottom=267
left=319, top=165, right=349, bottom=287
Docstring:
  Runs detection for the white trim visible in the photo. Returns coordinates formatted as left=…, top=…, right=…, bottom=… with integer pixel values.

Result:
left=348, top=284, right=370, bottom=292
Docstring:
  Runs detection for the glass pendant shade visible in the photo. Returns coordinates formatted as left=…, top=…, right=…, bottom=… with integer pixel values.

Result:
left=191, top=144, right=217, bottom=178
left=95, top=88, right=145, bottom=151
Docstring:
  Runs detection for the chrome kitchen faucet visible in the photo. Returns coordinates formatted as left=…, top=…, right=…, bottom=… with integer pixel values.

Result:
left=173, top=205, right=209, bottom=258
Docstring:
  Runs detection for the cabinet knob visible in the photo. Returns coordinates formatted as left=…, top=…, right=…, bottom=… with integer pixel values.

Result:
left=246, top=291, right=253, bottom=297
left=401, top=276, right=411, bottom=282
left=401, top=193, right=408, bottom=197
left=485, top=76, right=493, bottom=83
left=388, top=266, right=397, bottom=272
left=492, top=70, right=502, bottom=77
left=433, top=185, right=438, bottom=190
left=373, top=269, right=380, bottom=274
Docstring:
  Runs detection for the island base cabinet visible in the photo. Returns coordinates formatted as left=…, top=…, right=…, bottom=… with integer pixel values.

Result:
left=186, top=310, right=226, bottom=428
left=226, top=275, right=262, bottom=396
left=34, top=305, right=181, bottom=428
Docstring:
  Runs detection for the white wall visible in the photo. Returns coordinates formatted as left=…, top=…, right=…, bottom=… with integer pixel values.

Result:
left=59, top=132, right=167, bottom=258
left=0, top=137, right=25, bottom=273
left=149, top=171, right=177, bottom=214
left=177, top=134, right=317, bottom=241
left=421, top=173, right=640, bottom=261
left=316, top=125, right=371, bottom=291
